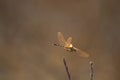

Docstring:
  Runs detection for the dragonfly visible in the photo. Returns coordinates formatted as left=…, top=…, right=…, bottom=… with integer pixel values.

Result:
left=54, top=32, right=89, bottom=58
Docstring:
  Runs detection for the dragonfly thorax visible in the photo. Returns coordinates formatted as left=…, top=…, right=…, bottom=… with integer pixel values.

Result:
left=65, top=44, right=73, bottom=48
left=64, top=44, right=77, bottom=52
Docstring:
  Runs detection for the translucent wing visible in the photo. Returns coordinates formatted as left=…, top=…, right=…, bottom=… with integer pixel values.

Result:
left=66, top=37, right=72, bottom=45
left=76, top=48, right=89, bottom=58
left=57, top=32, right=66, bottom=46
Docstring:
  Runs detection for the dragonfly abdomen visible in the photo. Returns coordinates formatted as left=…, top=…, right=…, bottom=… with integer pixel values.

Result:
left=53, top=43, right=64, bottom=47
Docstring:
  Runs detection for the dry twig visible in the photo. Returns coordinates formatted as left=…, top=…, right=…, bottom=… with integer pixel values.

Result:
left=63, top=57, right=72, bottom=80
left=89, top=61, right=94, bottom=80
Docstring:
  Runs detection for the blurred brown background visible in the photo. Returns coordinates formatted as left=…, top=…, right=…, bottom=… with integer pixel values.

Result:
left=0, top=0, right=120, bottom=80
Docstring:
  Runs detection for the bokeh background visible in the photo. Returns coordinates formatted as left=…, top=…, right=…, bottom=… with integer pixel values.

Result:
left=0, top=0, right=120, bottom=80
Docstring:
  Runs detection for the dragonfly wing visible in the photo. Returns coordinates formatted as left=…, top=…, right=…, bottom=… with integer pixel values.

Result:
left=76, top=48, right=89, bottom=58
left=66, top=37, right=72, bottom=45
left=57, top=32, right=66, bottom=46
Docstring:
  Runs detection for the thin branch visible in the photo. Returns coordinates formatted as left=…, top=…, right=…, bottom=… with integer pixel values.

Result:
left=63, top=57, right=72, bottom=80
left=89, top=61, right=94, bottom=80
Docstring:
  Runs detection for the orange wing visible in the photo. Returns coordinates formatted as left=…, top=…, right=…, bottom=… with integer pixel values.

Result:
left=57, top=32, right=66, bottom=46
left=76, top=48, right=89, bottom=58
left=66, top=37, right=72, bottom=45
